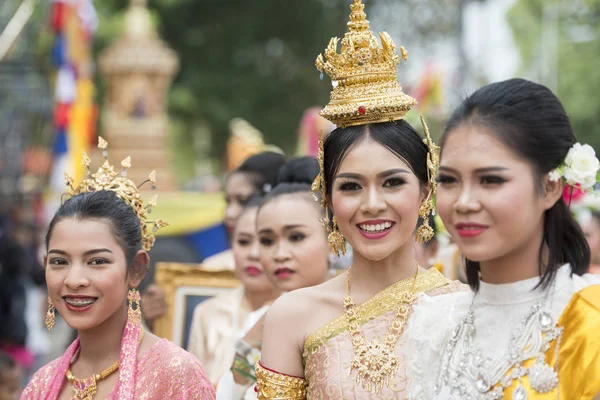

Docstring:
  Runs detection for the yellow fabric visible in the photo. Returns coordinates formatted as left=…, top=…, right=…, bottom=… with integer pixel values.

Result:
left=150, top=192, right=226, bottom=236
left=68, top=80, right=95, bottom=185
left=500, top=285, right=600, bottom=399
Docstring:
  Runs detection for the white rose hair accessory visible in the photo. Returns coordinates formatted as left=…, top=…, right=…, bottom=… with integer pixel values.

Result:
left=548, top=143, right=600, bottom=190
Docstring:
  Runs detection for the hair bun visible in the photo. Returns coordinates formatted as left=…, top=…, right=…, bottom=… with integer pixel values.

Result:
left=276, top=156, right=319, bottom=186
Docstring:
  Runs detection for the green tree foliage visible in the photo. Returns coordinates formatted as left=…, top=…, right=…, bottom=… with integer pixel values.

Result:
left=508, top=0, right=600, bottom=150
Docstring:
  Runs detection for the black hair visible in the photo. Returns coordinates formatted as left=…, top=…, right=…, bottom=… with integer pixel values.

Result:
left=0, top=352, right=16, bottom=383
left=323, top=121, right=429, bottom=198
left=263, top=156, right=320, bottom=201
left=233, top=151, right=287, bottom=194
left=45, top=190, right=144, bottom=270
left=442, top=78, right=590, bottom=290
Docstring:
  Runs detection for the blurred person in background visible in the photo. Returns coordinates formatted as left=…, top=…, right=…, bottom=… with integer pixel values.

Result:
left=0, top=237, right=34, bottom=377
left=578, top=210, right=600, bottom=274
left=216, top=157, right=332, bottom=399
left=0, top=353, right=23, bottom=400
left=141, top=151, right=286, bottom=330
left=188, top=195, right=280, bottom=386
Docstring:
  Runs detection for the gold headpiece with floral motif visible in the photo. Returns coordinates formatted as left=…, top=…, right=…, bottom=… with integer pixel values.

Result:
left=64, top=137, right=168, bottom=250
left=315, top=0, right=417, bottom=127
left=312, top=1, right=440, bottom=248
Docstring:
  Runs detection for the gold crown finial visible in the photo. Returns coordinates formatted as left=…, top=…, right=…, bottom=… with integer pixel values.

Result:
left=315, top=0, right=416, bottom=127
left=348, top=0, right=369, bottom=32
left=63, top=138, right=167, bottom=251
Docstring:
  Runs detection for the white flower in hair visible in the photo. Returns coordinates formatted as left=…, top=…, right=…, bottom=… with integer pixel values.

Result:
left=562, top=143, right=600, bottom=189
left=548, top=169, right=562, bottom=182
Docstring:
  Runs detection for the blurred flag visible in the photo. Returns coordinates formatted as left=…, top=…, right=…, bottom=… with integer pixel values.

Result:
left=412, top=64, right=444, bottom=117
left=47, top=0, right=98, bottom=216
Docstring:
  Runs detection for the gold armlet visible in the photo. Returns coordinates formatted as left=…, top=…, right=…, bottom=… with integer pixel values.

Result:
left=254, top=362, right=307, bottom=400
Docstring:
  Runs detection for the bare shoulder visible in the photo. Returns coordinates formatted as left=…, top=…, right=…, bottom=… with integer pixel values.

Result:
left=265, top=275, right=346, bottom=340
left=261, top=275, right=346, bottom=376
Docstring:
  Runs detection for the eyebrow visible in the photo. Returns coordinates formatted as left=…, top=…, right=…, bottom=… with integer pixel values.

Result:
left=283, top=224, right=306, bottom=232
left=335, top=168, right=411, bottom=180
left=258, top=224, right=306, bottom=235
left=439, top=166, right=509, bottom=173
left=47, top=248, right=113, bottom=256
left=236, top=232, right=253, bottom=237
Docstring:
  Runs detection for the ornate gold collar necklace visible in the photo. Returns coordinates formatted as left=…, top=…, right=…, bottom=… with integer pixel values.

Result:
left=344, top=264, right=419, bottom=393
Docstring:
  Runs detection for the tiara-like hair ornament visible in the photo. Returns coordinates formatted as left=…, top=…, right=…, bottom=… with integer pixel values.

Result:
left=64, top=137, right=168, bottom=251
left=315, top=0, right=417, bottom=127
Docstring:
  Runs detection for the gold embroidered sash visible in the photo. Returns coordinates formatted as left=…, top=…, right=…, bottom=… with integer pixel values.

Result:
left=302, top=268, right=451, bottom=360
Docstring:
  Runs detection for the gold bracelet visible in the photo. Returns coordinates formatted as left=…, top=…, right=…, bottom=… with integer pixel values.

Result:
left=255, top=362, right=307, bottom=400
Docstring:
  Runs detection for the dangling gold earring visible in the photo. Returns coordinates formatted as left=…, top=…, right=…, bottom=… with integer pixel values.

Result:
left=127, top=288, right=142, bottom=323
left=416, top=201, right=434, bottom=244
left=328, top=215, right=347, bottom=257
left=45, top=297, right=55, bottom=330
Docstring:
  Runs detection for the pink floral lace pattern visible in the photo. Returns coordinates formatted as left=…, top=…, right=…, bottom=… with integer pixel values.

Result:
left=21, top=339, right=215, bottom=400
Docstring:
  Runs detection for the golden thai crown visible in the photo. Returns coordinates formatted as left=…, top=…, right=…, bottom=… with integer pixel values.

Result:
left=315, top=0, right=417, bottom=127
left=64, top=137, right=168, bottom=251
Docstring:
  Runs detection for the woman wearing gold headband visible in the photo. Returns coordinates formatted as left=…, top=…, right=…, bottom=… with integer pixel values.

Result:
left=255, top=1, right=464, bottom=398
left=22, top=139, right=215, bottom=399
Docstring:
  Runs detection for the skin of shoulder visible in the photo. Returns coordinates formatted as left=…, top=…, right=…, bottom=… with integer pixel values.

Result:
left=260, top=276, right=346, bottom=377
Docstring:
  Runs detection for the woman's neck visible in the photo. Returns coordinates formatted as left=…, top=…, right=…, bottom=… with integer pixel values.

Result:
left=76, top=305, right=127, bottom=370
left=349, top=243, right=417, bottom=303
left=479, top=228, right=546, bottom=285
left=243, top=287, right=280, bottom=311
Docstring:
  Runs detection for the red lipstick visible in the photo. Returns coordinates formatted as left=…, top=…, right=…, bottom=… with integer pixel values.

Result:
left=455, top=222, right=488, bottom=238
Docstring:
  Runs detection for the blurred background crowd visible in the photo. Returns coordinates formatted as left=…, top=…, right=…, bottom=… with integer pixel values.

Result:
left=1, top=0, right=600, bottom=397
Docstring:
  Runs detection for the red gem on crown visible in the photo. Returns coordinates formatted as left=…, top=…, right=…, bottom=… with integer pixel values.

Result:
left=358, top=106, right=366, bottom=115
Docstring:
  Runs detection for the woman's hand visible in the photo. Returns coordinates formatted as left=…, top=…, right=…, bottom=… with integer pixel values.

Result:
left=141, top=284, right=166, bottom=329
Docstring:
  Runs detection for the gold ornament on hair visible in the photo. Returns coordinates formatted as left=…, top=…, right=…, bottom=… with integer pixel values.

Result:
left=312, top=130, right=347, bottom=257
left=63, top=137, right=168, bottom=251
left=416, top=116, right=440, bottom=244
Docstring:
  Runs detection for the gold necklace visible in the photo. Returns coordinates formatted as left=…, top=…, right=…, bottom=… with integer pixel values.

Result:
left=66, top=329, right=144, bottom=400
left=344, top=263, right=419, bottom=394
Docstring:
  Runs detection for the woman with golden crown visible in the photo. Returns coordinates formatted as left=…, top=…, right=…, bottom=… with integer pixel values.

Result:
left=21, top=138, right=215, bottom=399
left=402, top=79, right=600, bottom=399
left=254, top=1, right=465, bottom=398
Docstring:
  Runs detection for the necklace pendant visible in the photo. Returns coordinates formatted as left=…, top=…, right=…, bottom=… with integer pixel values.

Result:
left=513, top=383, right=528, bottom=400
left=350, top=340, right=399, bottom=394
left=529, top=362, right=558, bottom=393
left=475, top=374, right=490, bottom=393
left=71, top=375, right=98, bottom=400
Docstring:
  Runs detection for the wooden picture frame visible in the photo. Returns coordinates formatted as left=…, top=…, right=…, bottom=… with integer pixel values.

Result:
left=152, top=262, right=239, bottom=348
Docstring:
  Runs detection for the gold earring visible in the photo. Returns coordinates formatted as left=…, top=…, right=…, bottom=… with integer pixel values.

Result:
left=45, top=297, right=55, bottom=330
left=416, top=201, right=434, bottom=244
left=127, top=288, right=142, bottom=323
left=328, top=216, right=347, bottom=257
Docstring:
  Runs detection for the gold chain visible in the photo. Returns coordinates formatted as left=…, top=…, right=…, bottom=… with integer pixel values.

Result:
left=343, top=263, right=419, bottom=393
left=66, top=329, right=144, bottom=400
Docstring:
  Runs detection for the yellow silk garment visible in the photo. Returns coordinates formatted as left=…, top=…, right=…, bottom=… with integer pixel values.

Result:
left=500, top=285, right=600, bottom=399
left=302, top=269, right=465, bottom=399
